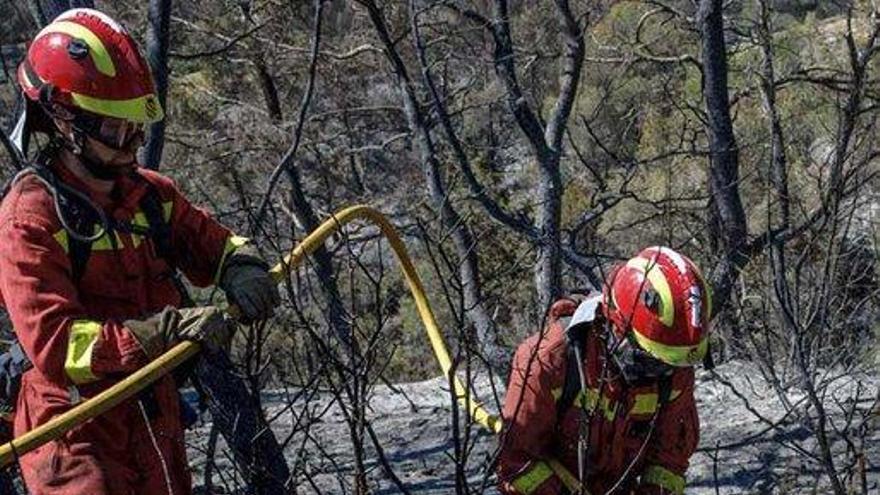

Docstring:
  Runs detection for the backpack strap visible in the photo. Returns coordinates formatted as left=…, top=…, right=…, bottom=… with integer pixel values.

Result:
left=68, top=235, right=94, bottom=284
left=555, top=294, right=603, bottom=420
left=136, top=180, right=174, bottom=261
left=132, top=176, right=194, bottom=308
left=25, top=164, right=99, bottom=284
left=556, top=321, right=583, bottom=425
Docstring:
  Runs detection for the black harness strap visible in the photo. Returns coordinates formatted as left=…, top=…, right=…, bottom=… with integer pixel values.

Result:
left=135, top=178, right=194, bottom=308
left=556, top=316, right=584, bottom=425
left=48, top=169, right=192, bottom=308
left=26, top=164, right=98, bottom=283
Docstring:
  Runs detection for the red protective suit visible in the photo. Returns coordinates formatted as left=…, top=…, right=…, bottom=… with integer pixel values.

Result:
left=498, top=297, right=699, bottom=495
left=0, top=161, right=239, bottom=495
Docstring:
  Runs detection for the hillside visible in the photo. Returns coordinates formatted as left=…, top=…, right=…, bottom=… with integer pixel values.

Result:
left=186, top=361, right=879, bottom=494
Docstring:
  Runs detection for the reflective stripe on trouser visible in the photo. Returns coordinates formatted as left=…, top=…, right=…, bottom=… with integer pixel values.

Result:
left=65, top=319, right=103, bottom=384
left=510, top=461, right=555, bottom=494
left=641, top=465, right=686, bottom=494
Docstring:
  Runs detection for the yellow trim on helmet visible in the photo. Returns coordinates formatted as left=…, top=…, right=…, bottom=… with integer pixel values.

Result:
left=631, top=329, right=707, bottom=367
left=65, top=319, right=102, bottom=384
left=70, top=91, right=164, bottom=124
left=37, top=21, right=117, bottom=77
left=626, top=257, right=674, bottom=327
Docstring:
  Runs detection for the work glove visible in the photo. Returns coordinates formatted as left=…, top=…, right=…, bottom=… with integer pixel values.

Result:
left=125, top=306, right=236, bottom=359
left=219, top=244, right=280, bottom=322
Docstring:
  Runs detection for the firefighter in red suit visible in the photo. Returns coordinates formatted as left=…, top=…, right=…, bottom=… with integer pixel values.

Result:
left=0, top=8, right=279, bottom=494
left=498, top=247, right=711, bottom=494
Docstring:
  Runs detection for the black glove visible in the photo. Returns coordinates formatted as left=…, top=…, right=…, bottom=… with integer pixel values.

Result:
left=219, top=244, right=280, bottom=322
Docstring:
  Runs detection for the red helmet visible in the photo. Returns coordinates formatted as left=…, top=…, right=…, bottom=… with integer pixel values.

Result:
left=602, top=246, right=712, bottom=367
left=17, top=8, right=163, bottom=124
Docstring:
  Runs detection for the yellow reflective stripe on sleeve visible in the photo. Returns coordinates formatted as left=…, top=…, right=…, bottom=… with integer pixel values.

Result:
left=36, top=21, right=116, bottom=77
left=214, top=235, right=250, bottom=284
left=642, top=465, right=686, bottom=494
left=65, top=320, right=102, bottom=384
left=626, top=257, right=674, bottom=327
left=511, top=461, right=554, bottom=494
left=630, top=390, right=682, bottom=416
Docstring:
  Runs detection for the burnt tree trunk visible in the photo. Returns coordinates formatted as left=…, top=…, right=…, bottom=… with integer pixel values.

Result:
left=488, top=0, right=584, bottom=309
left=142, top=0, right=172, bottom=170
left=698, top=0, right=748, bottom=315
left=28, top=0, right=94, bottom=23
left=25, top=0, right=48, bottom=27
left=255, top=58, right=283, bottom=123
left=363, top=0, right=507, bottom=373
left=194, top=353, right=291, bottom=494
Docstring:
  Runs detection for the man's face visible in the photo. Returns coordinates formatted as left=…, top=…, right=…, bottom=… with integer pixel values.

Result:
left=610, top=334, right=675, bottom=383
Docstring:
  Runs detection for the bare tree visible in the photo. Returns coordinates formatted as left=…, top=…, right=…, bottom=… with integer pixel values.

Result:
left=443, top=0, right=587, bottom=309
left=698, top=0, right=750, bottom=317
left=141, top=0, right=172, bottom=170
left=355, top=0, right=507, bottom=373
left=27, top=0, right=94, bottom=24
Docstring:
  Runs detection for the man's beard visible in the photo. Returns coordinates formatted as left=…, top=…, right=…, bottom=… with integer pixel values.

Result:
left=79, top=147, right=138, bottom=180
left=78, top=138, right=141, bottom=180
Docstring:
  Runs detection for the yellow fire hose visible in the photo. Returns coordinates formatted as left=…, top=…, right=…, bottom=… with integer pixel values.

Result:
left=0, top=204, right=581, bottom=492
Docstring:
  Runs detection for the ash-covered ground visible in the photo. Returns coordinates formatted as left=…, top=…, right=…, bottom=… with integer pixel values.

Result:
left=187, top=361, right=879, bottom=494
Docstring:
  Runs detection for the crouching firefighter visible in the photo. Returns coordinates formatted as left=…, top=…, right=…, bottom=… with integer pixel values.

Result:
left=498, top=247, right=711, bottom=494
left=0, top=8, right=280, bottom=495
